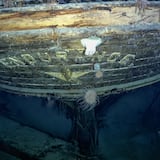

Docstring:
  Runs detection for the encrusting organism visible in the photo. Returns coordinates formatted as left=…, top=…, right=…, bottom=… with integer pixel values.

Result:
left=81, top=37, right=102, bottom=56
left=78, top=89, right=99, bottom=111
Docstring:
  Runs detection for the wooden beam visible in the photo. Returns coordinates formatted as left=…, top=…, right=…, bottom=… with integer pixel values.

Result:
left=0, top=2, right=159, bottom=31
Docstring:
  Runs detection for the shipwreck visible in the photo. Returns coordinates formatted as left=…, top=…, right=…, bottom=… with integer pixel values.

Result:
left=0, top=1, right=160, bottom=159
left=0, top=1, right=160, bottom=105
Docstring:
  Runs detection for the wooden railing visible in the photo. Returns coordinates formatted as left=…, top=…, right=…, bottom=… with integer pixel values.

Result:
left=0, top=0, right=59, bottom=8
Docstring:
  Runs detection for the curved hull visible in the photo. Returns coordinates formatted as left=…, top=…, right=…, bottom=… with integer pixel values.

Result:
left=0, top=2, right=160, bottom=100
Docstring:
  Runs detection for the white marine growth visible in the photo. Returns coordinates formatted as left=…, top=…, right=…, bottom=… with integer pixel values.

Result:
left=81, top=37, right=102, bottom=56
left=79, top=89, right=99, bottom=111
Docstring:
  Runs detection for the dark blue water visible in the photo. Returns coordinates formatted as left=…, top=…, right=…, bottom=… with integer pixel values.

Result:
left=0, top=82, right=160, bottom=160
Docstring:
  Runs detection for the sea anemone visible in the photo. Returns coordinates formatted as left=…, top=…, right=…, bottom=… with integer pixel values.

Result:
left=78, top=89, right=99, bottom=111
left=81, top=37, right=102, bottom=56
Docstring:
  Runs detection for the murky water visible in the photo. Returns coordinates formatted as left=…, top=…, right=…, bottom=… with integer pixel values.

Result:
left=0, top=82, right=160, bottom=160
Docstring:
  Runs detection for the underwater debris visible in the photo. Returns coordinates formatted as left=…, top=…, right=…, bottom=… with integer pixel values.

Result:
left=81, top=37, right=102, bottom=56
left=79, top=89, right=99, bottom=111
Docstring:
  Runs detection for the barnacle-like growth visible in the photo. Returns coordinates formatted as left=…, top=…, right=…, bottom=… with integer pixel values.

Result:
left=81, top=37, right=102, bottom=56
left=78, top=89, right=99, bottom=111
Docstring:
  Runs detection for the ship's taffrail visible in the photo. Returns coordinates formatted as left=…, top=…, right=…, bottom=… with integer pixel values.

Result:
left=0, top=2, right=160, bottom=101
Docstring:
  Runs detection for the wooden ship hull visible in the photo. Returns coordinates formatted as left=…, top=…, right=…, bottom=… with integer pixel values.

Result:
left=0, top=1, right=160, bottom=101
